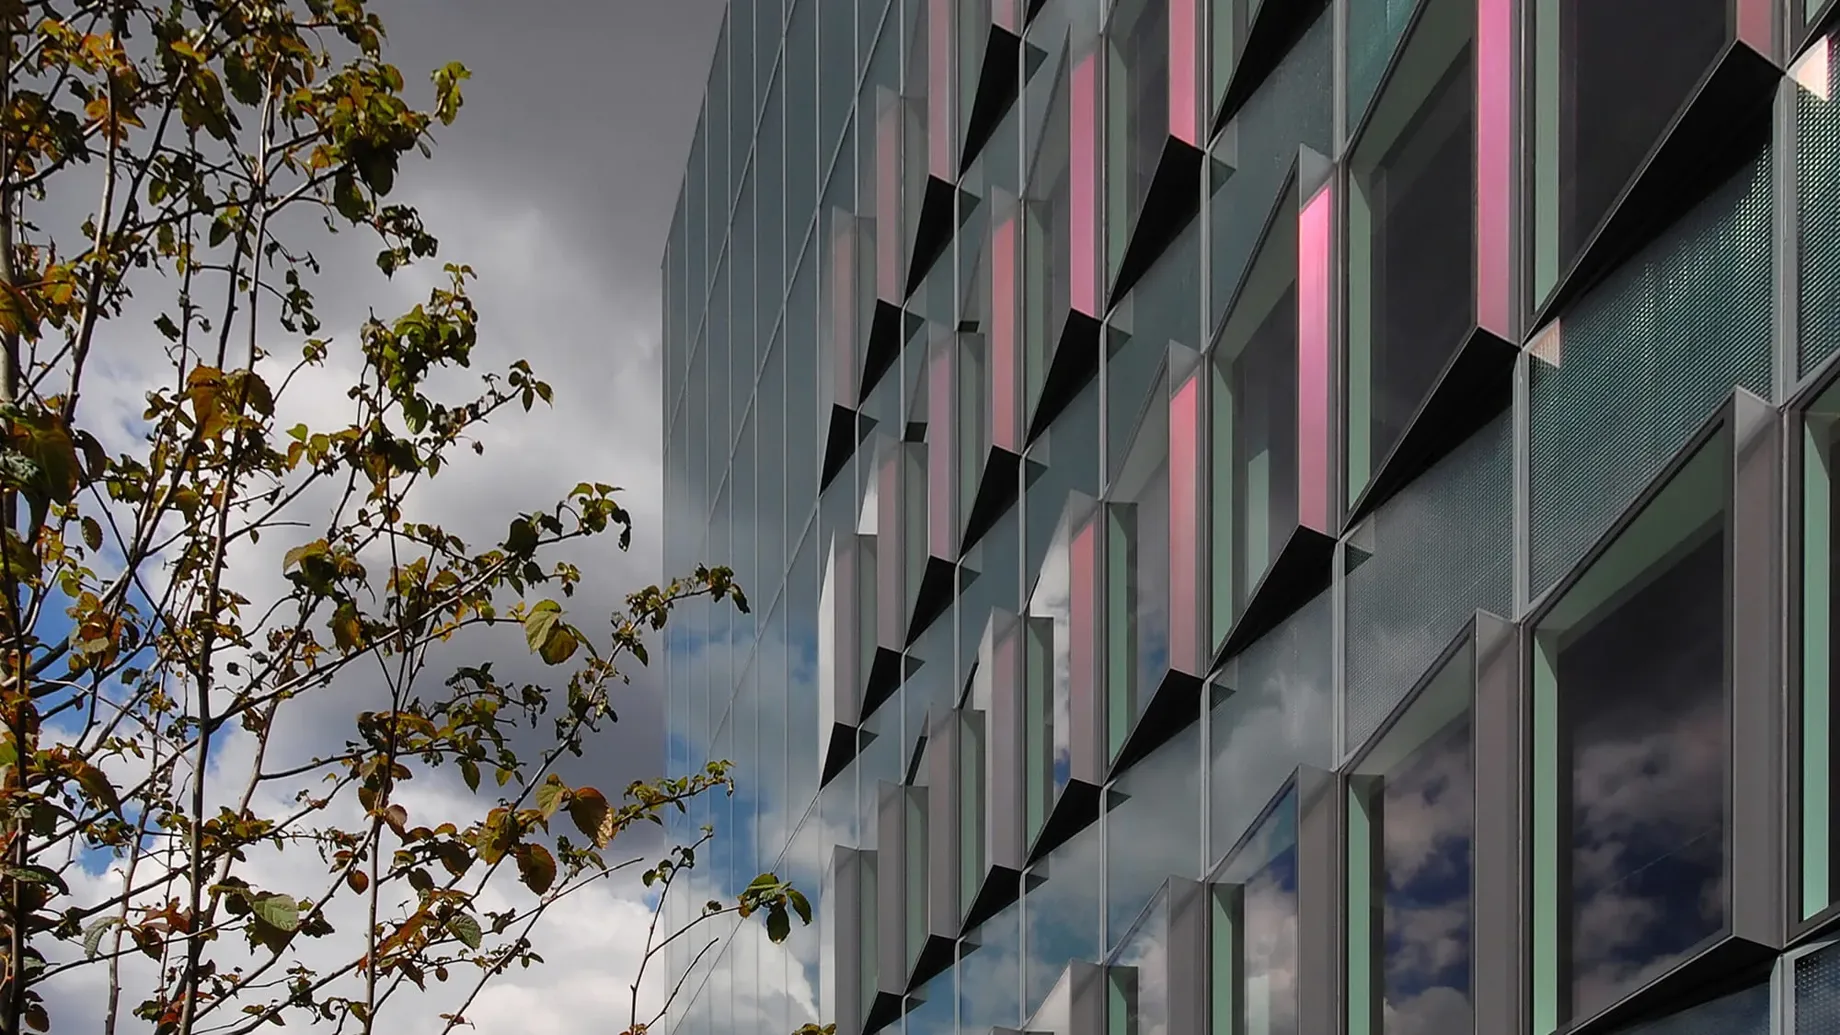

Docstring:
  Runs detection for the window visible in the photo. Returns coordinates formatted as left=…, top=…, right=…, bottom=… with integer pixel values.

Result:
left=1347, top=642, right=1475, bottom=1035
left=1529, top=0, right=1725, bottom=306
left=1108, top=888, right=1169, bottom=1035
left=1107, top=375, right=1172, bottom=760
left=1212, top=784, right=1300, bottom=1035
left=1210, top=188, right=1299, bottom=641
left=1530, top=426, right=1731, bottom=1032
left=1106, top=0, right=1172, bottom=275
left=1802, top=378, right=1840, bottom=922
left=1345, top=0, right=1475, bottom=503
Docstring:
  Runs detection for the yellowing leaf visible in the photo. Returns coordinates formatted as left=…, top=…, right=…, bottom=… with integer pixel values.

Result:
left=331, top=601, right=361, bottom=652
left=568, top=787, right=611, bottom=848
left=73, top=761, right=120, bottom=814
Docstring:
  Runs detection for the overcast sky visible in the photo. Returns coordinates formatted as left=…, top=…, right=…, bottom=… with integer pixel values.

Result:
left=39, top=4, right=814, bottom=1033
left=373, top=0, right=728, bottom=782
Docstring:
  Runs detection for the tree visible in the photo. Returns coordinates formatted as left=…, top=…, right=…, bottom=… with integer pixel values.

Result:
left=0, top=2, right=821, bottom=1032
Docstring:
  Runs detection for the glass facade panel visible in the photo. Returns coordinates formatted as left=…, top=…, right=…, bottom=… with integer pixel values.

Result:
left=961, top=900, right=1024, bottom=1031
left=1107, top=887, right=1170, bottom=1035
left=1211, top=786, right=1300, bottom=1035
left=1210, top=196, right=1298, bottom=640
left=1208, top=9, right=1329, bottom=338
left=1106, top=382, right=1170, bottom=758
left=1210, top=592, right=1331, bottom=864
left=1025, top=823, right=1103, bottom=1016
left=659, top=4, right=1818, bottom=1034
left=1105, top=724, right=1201, bottom=945
left=1105, top=0, right=1170, bottom=277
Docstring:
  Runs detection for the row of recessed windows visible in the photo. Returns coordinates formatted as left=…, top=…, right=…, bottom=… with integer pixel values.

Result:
left=810, top=381, right=1840, bottom=1035
left=661, top=0, right=1840, bottom=1031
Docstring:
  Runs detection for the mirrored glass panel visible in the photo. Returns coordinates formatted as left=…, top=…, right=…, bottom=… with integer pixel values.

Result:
left=1211, top=784, right=1299, bottom=1035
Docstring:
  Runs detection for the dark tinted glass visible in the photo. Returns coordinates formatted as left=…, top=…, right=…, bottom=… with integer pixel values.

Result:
left=1558, top=0, right=1724, bottom=264
left=1365, top=51, right=1474, bottom=470
left=1229, top=285, right=1298, bottom=602
left=1561, top=528, right=1726, bottom=1021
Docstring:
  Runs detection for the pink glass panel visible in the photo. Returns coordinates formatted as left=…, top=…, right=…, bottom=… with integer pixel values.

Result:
left=930, top=0, right=955, bottom=179
left=1736, top=0, right=1770, bottom=53
left=1476, top=0, right=1512, bottom=337
left=992, top=212, right=1021, bottom=452
left=929, top=340, right=957, bottom=559
left=1070, top=513, right=1099, bottom=782
left=1071, top=49, right=1101, bottom=316
left=1297, top=185, right=1332, bottom=534
left=1169, top=0, right=1200, bottom=145
left=876, top=94, right=902, bottom=302
left=830, top=216, right=859, bottom=403
left=1168, top=373, right=1201, bottom=673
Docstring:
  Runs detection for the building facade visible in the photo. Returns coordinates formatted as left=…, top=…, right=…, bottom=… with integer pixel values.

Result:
left=658, top=0, right=1840, bottom=1032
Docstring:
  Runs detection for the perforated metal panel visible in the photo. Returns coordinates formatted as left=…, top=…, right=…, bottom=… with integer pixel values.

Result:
left=1799, top=38, right=1840, bottom=377
left=1529, top=151, right=1772, bottom=596
left=1346, top=0, right=1422, bottom=136
left=1617, top=980, right=1769, bottom=1035
left=1799, top=942, right=1840, bottom=1034
left=1344, top=414, right=1512, bottom=756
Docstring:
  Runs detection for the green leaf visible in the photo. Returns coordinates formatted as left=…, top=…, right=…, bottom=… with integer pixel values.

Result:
left=2, top=864, right=68, bottom=895
left=523, top=599, right=578, bottom=665
left=283, top=539, right=329, bottom=572
left=1, top=529, right=38, bottom=581
left=80, top=516, right=102, bottom=552
left=446, top=912, right=482, bottom=950
left=516, top=844, right=556, bottom=895
left=505, top=517, right=537, bottom=555
left=538, top=626, right=578, bottom=665
left=787, top=887, right=812, bottom=926
left=523, top=600, right=562, bottom=654
left=250, top=893, right=300, bottom=934
left=766, top=903, right=790, bottom=944
left=82, top=916, right=121, bottom=959
left=534, top=776, right=568, bottom=819
left=459, top=758, right=480, bottom=793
